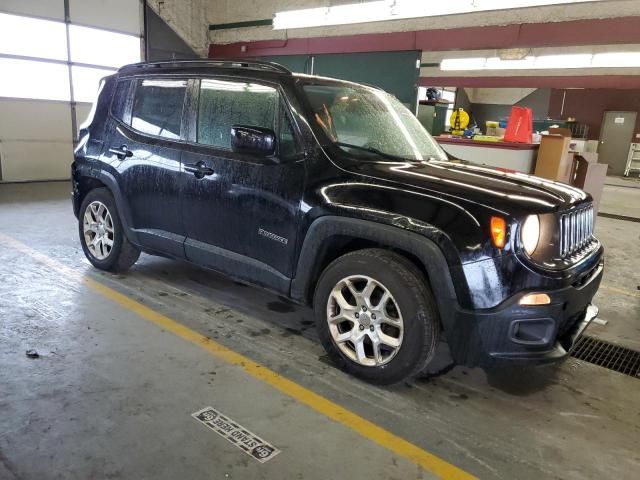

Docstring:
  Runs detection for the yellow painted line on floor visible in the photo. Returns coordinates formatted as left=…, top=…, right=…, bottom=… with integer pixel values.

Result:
left=0, top=232, right=476, bottom=480
left=600, top=284, right=640, bottom=298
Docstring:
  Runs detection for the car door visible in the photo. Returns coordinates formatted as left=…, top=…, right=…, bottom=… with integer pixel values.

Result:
left=180, top=76, right=305, bottom=292
left=103, top=76, right=188, bottom=257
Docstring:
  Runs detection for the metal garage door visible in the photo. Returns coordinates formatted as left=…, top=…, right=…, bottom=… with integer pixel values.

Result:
left=0, top=0, right=143, bottom=182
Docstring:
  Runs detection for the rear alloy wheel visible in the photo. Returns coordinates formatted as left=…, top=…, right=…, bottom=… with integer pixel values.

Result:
left=83, top=201, right=114, bottom=260
left=314, top=249, right=440, bottom=385
left=327, top=275, right=404, bottom=367
left=78, top=188, right=140, bottom=272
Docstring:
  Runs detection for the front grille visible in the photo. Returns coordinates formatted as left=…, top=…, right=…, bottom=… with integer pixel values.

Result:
left=560, top=204, right=594, bottom=257
left=572, top=336, right=640, bottom=379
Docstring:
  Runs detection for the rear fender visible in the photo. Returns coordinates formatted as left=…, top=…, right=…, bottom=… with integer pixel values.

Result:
left=75, top=166, right=138, bottom=245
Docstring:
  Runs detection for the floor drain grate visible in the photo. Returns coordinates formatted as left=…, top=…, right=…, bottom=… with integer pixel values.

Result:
left=571, top=336, right=640, bottom=378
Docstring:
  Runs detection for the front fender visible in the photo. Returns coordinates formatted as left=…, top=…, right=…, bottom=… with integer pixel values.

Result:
left=290, top=216, right=472, bottom=318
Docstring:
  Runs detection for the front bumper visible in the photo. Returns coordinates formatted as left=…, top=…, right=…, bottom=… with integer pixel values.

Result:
left=448, top=259, right=604, bottom=368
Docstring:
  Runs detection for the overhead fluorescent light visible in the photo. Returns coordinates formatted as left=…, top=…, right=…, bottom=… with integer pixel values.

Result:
left=591, top=52, right=640, bottom=68
left=440, top=52, right=640, bottom=71
left=485, top=56, right=535, bottom=70
left=534, top=54, right=591, bottom=69
left=273, top=0, right=604, bottom=30
left=440, top=58, right=487, bottom=71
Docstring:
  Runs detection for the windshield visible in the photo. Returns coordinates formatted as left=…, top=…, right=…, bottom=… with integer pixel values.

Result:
left=303, top=83, right=448, bottom=162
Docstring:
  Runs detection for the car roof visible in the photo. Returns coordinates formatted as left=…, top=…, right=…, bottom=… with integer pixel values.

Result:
left=117, top=60, right=378, bottom=90
left=118, top=59, right=292, bottom=76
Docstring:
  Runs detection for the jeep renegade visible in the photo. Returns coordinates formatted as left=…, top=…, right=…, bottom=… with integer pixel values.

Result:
left=72, top=60, right=603, bottom=384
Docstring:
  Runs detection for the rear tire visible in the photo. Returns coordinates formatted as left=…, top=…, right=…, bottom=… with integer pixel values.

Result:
left=79, top=188, right=140, bottom=272
left=314, top=248, right=440, bottom=385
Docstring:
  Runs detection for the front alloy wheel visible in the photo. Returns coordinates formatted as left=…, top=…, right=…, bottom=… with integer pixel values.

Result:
left=314, top=249, right=440, bottom=385
left=327, top=275, right=404, bottom=366
left=83, top=200, right=114, bottom=260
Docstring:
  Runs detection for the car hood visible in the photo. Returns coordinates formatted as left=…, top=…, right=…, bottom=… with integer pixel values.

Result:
left=342, top=158, right=590, bottom=215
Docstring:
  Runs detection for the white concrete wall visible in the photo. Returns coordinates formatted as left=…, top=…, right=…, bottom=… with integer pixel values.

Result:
left=147, top=0, right=209, bottom=56
left=465, top=88, right=537, bottom=105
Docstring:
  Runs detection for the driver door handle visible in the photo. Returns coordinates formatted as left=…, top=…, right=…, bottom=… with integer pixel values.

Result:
left=184, top=161, right=214, bottom=178
left=108, top=145, right=133, bottom=160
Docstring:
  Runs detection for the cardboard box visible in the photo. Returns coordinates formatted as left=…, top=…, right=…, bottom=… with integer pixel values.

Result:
left=572, top=156, right=608, bottom=215
left=549, top=128, right=572, bottom=137
left=535, top=133, right=573, bottom=182
left=486, top=126, right=506, bottom=137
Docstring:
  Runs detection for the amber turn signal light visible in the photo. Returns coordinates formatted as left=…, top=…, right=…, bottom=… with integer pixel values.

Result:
left=490, top=216, right=507, bottom=248
left=519, top=293, right=551, bottom=306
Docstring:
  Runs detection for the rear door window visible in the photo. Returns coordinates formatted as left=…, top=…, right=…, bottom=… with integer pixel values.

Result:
left=131, top=78, right=187, bottom=140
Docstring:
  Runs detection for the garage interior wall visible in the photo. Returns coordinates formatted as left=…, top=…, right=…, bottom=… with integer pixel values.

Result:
left=548, top=88, right=640, bottom=140
left=454, top=88, right=552, bottom=130
left=146, top=4, right=199, bottom=61
left=0, top=0, right=143, bottom=182
left=258, top=51, right=421, bottom=108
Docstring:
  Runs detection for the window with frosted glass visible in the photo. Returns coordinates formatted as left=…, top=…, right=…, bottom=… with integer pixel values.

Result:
left=0, top=58, right=70, bottom=101
left=69, top=24, right=141, bottom=68
left=71, top=66, right=117, bottom=103
left=278, top=102, right=299, bottom=160
left=0, top=13, right=67, bottom=61
left=111, top=80, right=132, bottom=123
left=197, top=79, right=277, bottom=150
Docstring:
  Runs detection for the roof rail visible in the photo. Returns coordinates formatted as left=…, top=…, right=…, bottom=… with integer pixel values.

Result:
left=119, top=59, right=291, bottom=75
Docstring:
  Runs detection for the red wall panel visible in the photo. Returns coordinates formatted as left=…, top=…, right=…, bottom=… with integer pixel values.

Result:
left=419, top=76, right=640, bottom=89
left=548, top=88, right=640, bottom=140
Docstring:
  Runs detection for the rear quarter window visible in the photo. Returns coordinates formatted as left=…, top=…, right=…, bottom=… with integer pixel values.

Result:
left=110, top=79, right=131, bottom=123
left=131, top=78, right=187, bottom=140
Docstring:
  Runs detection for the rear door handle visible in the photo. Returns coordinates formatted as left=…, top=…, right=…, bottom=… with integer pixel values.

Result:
left=108, top=145, right=133, bottom=160
left=184, top=161, right=214, bottom=178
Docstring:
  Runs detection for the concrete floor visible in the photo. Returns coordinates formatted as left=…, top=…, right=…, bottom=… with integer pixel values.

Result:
left=1, top=181, right=639, bottom=480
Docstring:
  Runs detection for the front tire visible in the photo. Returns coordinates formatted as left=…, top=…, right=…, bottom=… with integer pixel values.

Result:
left=314, top=249, right=440, bottom=385
left=79, top=188, right=140, bottom=272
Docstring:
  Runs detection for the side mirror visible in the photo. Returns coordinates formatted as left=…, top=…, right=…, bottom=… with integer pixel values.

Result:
left=230, top=125, right=276, bottom=156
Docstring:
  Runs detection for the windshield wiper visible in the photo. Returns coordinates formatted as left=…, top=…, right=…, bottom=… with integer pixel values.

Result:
left=335, top=142, right=409, bottom=162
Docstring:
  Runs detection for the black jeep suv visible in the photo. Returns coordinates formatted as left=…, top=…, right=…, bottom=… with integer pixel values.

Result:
left=72, top=60, right=603, bottom=384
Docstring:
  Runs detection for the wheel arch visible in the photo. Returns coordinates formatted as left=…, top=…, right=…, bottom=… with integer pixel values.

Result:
left=290, top=216, right=470, bottom=321
left=74, top=169, right=137, bottom=243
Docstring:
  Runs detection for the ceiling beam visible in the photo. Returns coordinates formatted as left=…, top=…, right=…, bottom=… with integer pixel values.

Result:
left=210, top=16, right=640, bottom=58
left=419, top=75, right=640, bottom=89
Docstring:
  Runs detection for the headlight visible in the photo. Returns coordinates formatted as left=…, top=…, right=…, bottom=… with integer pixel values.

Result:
left=521, top=215, right=540, bottom=255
